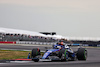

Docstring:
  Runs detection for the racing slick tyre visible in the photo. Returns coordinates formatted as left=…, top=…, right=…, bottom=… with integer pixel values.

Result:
left=59, top=49, right=68, bottom=61
left=31, top=48, right=40, bottom=62
left=77, top=48, right=87, bottom=60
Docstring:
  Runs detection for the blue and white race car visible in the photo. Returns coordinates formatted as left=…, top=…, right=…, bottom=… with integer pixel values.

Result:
left=29, top=42, right=87, bottom=62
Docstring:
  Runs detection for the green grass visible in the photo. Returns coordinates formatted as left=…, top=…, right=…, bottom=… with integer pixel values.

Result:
left=0, top=50, right=31, bottom=60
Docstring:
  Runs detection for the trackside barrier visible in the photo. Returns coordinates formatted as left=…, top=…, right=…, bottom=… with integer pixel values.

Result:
left=83, top=44, right=100, bottom=47
left=16, top=41, right=56, bottom=45
left=72, top=44, right=98, bottom=47
left=1, top=41, right=99, bottom=47
left=97, top=45, right=100, bottom=47
left=0, top=41, right=16, bottom=44
left=82, top=44, right=89, bottom=46
left=72, top=44, right=80, bottom=46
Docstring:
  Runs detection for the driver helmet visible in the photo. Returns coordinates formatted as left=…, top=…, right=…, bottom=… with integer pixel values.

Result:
left=58, top=41, right=64, bottom=45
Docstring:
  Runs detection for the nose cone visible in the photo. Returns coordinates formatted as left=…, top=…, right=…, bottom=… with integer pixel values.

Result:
left=42, top=52, right=51, bottom=59
left=42, top=49, right=59, bottom=59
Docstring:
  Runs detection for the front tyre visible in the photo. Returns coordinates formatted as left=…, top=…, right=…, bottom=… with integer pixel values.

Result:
left=31, top=48, right=40, bottom=62
left=77, top=48, right=87, bottom=60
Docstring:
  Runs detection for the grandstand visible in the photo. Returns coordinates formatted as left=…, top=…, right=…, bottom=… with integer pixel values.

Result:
left=0, top=27, right=60, bottom=42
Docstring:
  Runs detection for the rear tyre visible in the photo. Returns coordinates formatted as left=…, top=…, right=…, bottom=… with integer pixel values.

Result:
left=31, top=48, right=40, bottom=62
left=77, top=48, right=87, bottom=60
left=59, top=49, right=68, bottom=61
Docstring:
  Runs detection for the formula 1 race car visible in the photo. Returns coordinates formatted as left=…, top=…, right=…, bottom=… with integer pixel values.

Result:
left=29, top=42, right=87, bottom=62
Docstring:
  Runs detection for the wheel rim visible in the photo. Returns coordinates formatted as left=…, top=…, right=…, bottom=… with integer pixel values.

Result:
left=84, top=50, right=87, bottom=60
left=64, top=49, right=68, bottom=60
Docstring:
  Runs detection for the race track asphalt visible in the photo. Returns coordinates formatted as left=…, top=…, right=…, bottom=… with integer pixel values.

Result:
left=0, top=44, right=51, bottom=51
left=0, top=44, right=100, bottom=67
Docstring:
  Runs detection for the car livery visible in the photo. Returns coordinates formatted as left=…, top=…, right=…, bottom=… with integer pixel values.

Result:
left=28, top=43, right=87, bottom=62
